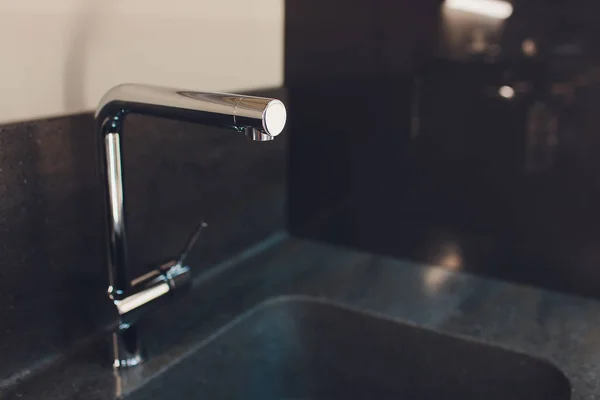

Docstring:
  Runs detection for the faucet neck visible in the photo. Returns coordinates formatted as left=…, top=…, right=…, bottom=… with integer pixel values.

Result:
left=96, top=83, right=286, bottom=369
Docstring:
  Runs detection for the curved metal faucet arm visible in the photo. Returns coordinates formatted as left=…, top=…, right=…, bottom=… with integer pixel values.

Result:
left=95, top=83, right=286, bottom=369
left=96, top=83, right=286, bottom=137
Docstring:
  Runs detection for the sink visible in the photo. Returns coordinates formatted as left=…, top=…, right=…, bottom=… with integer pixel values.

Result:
left=129, top=296, right=570, bottom=400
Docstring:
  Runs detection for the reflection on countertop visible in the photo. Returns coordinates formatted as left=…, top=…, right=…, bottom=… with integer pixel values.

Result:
left=5, top=235, right=600, bottom=399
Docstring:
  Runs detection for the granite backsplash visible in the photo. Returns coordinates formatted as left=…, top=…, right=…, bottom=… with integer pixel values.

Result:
left=0, top=87, right=287, bottom=387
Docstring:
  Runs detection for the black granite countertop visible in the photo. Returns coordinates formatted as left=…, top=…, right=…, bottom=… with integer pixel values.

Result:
left=5, top=234, right=600, bottom=399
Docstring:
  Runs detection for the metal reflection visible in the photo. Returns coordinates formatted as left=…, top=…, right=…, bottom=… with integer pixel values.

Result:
left=95, top=83, right=287, bottom=369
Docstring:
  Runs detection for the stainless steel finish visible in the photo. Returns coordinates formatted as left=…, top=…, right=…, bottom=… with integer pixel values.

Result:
left=96, top=84, right=287, bottom=137
left=116, top=281, right=171, bottom=316
left=176, top=221, right=208, bottom=267
left=112, top=331, right=143, bottom=369
left=245, top=127, right=275, bottom=141
left=114, top=262, right=192, bottom=330
left=104, top=133, right=127, bottom=299
left=95, top=83, right=286, bottom=369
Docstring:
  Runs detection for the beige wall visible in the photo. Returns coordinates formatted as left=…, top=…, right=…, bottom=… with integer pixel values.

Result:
left=0, top=0, right=284, bottom=124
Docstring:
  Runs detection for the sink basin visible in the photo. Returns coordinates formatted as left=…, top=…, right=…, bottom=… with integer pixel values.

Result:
left=129, top=296, right=570, bottom=400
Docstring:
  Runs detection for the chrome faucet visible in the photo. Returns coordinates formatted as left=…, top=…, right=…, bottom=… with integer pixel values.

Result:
left=95, top=83, right=286, bottom=369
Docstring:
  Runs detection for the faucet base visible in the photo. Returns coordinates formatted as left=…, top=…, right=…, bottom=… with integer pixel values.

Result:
left=112, top=328, right=144, bottom=369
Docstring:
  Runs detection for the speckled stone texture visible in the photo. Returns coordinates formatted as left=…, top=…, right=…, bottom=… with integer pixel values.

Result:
left=129, top=297, right=570, bottom=400
left=6, top=237, right=600, bottom=399
left=0, top=88, right=287, bottom=388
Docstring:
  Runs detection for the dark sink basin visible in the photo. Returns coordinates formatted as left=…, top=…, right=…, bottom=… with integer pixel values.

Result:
left=130, top=296, right=570, bottom=400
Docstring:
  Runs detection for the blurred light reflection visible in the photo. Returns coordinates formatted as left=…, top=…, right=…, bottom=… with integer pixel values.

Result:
left=445, top=0, right=513, bottom=20
left=499, top=85, right=515, bottom=99
left=425, top=243, right=463, bottom=293
left=522, top=39, right=537, bottom=57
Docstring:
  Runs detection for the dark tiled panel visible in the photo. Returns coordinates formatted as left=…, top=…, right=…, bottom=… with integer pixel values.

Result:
left=0, top=88, right=287, bottom=385
left=284, top=0, right=441, bottom=83
left=286, top=0, right=600, bottom=299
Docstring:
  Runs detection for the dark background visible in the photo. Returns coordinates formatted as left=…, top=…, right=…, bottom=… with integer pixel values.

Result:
left=286, top=0, right=600, bottom=299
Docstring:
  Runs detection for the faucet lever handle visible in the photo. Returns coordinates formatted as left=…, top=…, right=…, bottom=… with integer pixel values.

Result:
left=177, top=220, right=208, bottom=267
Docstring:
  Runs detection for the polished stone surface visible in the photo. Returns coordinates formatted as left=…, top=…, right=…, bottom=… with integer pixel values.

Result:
left=6, top=236, right=600, bottom=399
left=130, top=297, right=570, bottom=400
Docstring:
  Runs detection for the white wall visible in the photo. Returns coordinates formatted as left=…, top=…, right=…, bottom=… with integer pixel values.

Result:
left=0, top=0, right=284, bottom=124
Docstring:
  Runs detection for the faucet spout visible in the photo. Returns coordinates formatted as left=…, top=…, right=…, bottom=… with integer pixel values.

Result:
left=95, top=83, right=286, bottom=369
left=96, top=83, right=286, bottom=139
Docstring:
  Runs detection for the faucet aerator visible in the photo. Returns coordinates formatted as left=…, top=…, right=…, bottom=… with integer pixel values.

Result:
left=245, top=128, right=275, bottom=141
